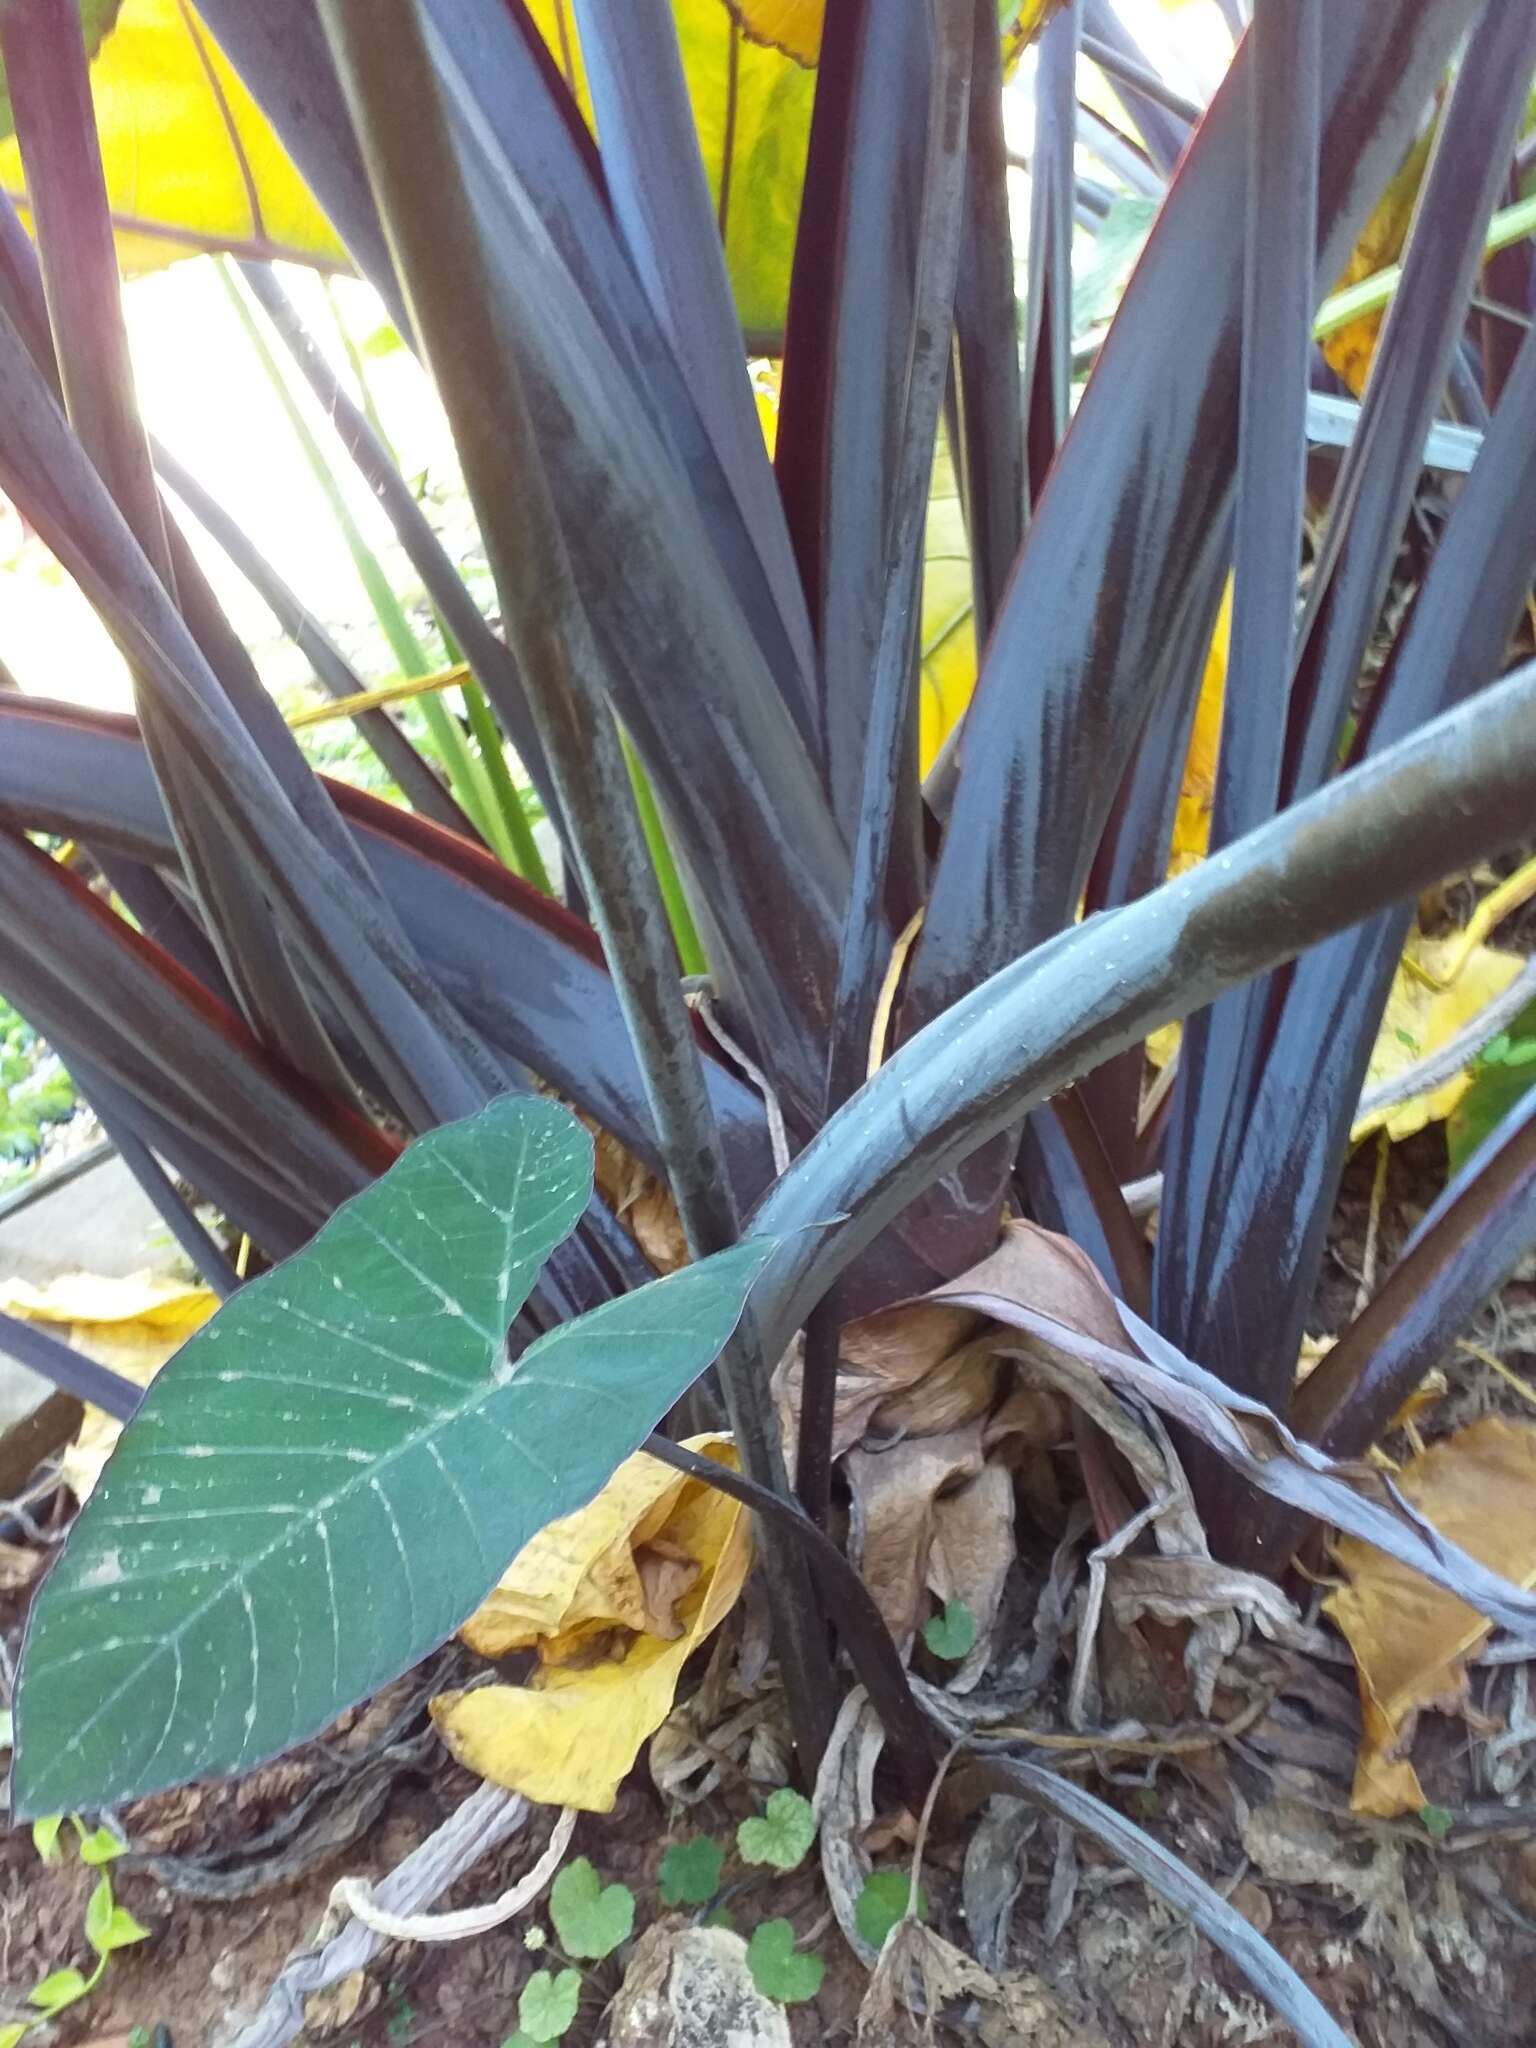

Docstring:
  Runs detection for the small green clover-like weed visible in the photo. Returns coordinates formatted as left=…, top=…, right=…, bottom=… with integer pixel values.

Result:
left=737, top=1787, right=817, bottom=1871
left=2, top=1818, right=149, bottom=2043
left=549, top=1857, right=635, bottom=1960
left=1419, top=1802, right=1455, bottom=1840
left=921, top=1598, right=977, bottom=1663
left=854, top=1868, right=930, bottom=1951
left=745, top=1919, right=824, bottom=2005
left=658, top=1835, right=725, bottom=1906
left=507, top=1965, right=582, bottom=2044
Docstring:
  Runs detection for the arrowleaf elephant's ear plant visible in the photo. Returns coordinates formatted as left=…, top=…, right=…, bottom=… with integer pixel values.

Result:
left=6, top=2, right=1536, bottom=2038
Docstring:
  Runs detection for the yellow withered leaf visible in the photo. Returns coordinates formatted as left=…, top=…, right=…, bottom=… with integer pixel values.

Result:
left=1354, top=932, right=1525, bottom=1144
left=434, top=1436, right=751, bottom=1811
left=919, top=429, right=976, bottom=778
left=1327, top=1418, right=1536, bottom=1817
left=1320, top=124, right=1436, bottom=396
left=1167, top=574, right=1233, bottom=879
left=0, top=1271, right=218, bottom=1501
left=1145, top=576, right=1233, bottom=1071
left=724, top=0, right=823, bottom=66
left=0, top=0, right=345, bottom=275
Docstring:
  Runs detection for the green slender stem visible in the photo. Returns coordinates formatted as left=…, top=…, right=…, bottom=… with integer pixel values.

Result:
left=320, top=280, right=547, bottom=883
left=322, top=273, right=392, bottom=448
left=1314, top=191, right=1536, bottom=339
left=620, top=727, right=706, bottom=976
left=217, top=259, right=503, bottom=853
left=462, top=677, right=552, bottom=890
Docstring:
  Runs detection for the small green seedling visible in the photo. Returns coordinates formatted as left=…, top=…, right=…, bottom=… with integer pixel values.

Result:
left=854, top=1868, right=929, bottom=1951
left=745, top=1919, right=824, bottom=2005
left=508, top=1966, right=582, bottom=2044
left=658, top=1835, right=725, bottom=1907
left=737, top=1787, right=817, bottom=1871
left=549, top=1857, right=635, bottom=1960
left=30, top=1814, right=65, bottom=1862
left=921, top=1598, right=977, bottom=1663
left=1419, top=1802, right=1455, bottom=1840
left=1, top=1817, right=150, bottom=2044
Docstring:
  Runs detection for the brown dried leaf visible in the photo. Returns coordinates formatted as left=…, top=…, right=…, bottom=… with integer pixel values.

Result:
left=588, top=1121, right=689, bottom=1275
left=781, top=1220, right=1098, bottom=1460
left=845, top=1424, right=984, bottom=1651
left=1240, top=1796, right=1437, bottom=2009
left=933, top=1241, right=1536, bottom=1650
left=859, top=1919, right=1106, bottom=2047
left=928, top=1462, right=1016, bottom=1692
left=814, top=1690, right=885, bottom=1968
left=1326, top=1417, right=1536, bottom=1816
left=1107, top=1557, right=1307, bottom=1644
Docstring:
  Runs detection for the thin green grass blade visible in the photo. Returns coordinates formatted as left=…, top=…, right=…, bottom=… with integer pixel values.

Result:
left=620, top=728, right=706, bottom=979
left=216, top=259, right=504, bottom=854
left=1314, top=191, right=1536, bottom=339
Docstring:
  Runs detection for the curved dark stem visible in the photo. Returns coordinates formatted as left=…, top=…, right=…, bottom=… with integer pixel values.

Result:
left=794, top=1294, right=842, bottom=1530
left=644, top=1432, right=937, bottom=1802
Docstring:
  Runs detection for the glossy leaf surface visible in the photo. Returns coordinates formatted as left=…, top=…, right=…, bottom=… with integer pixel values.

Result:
left=14, top=1094, right=774, bottom=1814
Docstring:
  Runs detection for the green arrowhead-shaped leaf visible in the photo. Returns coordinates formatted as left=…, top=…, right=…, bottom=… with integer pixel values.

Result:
left=14, top=1094, right=774, bottom=1816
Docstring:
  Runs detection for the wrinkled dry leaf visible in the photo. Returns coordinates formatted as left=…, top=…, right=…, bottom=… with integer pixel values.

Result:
left=588, top=1121, right=689, bottom=1276
left=962, top=1795, right=1034, bottom=1973
left=1354, top=932, right=1525, bottom=1143
left=928, top=1462, right=1015, bottom=1692
left=0, top=1271, right=218, bottom=1501
left=814, top=1690, right=886, bottom=1969
left=776, top=1300, right=984, bottom=1458
left=860, top=1918, right=1104, bottom=2047
left=1241, top=1797, right=1435, bottom=2007
left=1107, top=1556, right=1306, bottom=1646
left=433, top=1438, right=751, bottom=1811
left=937, top=1263, right=1536, bottom=1659
left=462, top=1435, right=732, bottom=1659
left=785, top=1220, right=1105, bottom=1459
left=845, top=1424, right=984, bottom=1652
left=608, top=1921, right=791, bottom=2048
left=1327, top=1417, right=1536, bottom=1816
